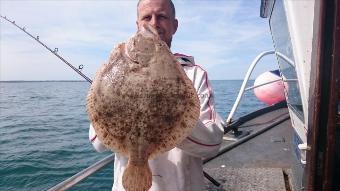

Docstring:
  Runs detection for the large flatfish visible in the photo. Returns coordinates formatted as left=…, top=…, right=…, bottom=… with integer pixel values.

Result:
left=86, top=25, right=200, bottom=191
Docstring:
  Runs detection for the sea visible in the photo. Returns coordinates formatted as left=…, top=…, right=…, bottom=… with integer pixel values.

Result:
left=0, top=81, right=267, bottom=191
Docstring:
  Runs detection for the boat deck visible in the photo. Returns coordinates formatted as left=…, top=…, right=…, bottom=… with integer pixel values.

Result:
left=204, top=104, right=303, bottom=191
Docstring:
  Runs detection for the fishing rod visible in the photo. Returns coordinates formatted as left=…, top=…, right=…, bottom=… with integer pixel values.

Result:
left=0, top=15, right=92, bottom=84
left=2, top=15, right=223, bottom=188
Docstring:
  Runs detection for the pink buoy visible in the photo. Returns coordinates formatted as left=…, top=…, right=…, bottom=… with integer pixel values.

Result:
left=254, top=70, right=286, bottom=105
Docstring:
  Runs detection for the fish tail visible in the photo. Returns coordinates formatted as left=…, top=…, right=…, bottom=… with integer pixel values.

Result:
left=122, top=161, right=152, bottom=191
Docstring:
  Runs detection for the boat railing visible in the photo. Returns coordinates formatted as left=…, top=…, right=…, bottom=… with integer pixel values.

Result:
left=47, top=154, right=114, bottom=191
left=225, top=50, right=295, bottom=125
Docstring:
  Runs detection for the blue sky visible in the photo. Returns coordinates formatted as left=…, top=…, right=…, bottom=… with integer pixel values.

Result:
left=0, top=0, right=278, bottom=81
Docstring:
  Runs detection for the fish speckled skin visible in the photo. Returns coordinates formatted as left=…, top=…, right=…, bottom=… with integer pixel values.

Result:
left=86, top=25, right=200, bottom=191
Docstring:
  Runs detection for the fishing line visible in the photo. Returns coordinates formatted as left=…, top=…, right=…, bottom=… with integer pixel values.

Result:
left=0, top=15, right=93, bottom=84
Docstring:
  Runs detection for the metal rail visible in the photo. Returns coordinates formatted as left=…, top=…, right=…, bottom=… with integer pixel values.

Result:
left=47, top=154, right=114, bottom=191
left=204, top=114, right=290, bottom=164
left=0, top=15, right=93, bottom=83
left=225, top=50, right=295, bottom=124
left=245, top=79, right=281, bottom=91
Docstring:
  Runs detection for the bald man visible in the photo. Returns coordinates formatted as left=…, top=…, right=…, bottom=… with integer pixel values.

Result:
left=89, top=0, right=224, bottom=190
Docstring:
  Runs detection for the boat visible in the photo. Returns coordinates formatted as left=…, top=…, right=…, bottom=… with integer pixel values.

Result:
left=1, top=0, right=339, bottom=190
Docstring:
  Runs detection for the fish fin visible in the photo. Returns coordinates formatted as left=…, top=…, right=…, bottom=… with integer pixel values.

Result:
left=122, top=162, right=152, bottom=191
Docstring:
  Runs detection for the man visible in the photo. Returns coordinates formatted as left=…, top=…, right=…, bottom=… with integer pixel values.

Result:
left=89, top=0, right=224, bottom=190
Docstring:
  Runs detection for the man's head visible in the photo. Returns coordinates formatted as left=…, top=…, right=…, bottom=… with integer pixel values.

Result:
left=137, top=0, right=178, bottom=48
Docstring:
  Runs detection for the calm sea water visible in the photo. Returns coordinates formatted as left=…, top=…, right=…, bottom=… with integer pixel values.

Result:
left=0, top=81, right=266, bottom=191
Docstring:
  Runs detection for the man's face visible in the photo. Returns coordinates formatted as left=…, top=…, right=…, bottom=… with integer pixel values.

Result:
left=137, top=0, right=178, bottom=48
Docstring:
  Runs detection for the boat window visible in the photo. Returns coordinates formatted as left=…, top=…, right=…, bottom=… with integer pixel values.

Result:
left=269, top=0, right=305, bottom=122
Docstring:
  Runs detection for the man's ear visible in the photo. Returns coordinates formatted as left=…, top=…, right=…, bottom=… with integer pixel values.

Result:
left=173, top=19, right=178, bottom=34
